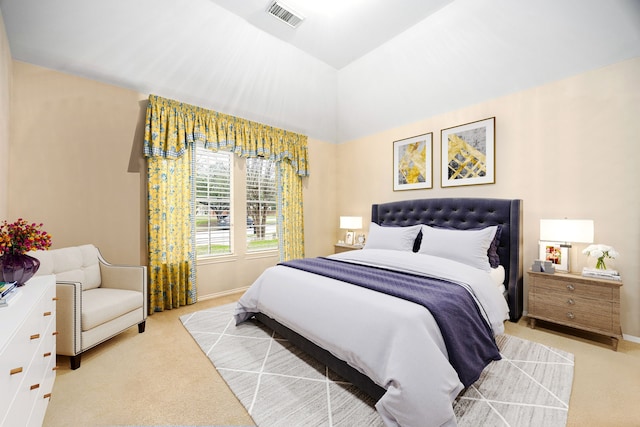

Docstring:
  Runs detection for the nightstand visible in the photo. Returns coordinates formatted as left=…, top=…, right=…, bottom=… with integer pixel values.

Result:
left=527, top=270, right=622, bottom=350
left=334, top=243, right=363, bottom=254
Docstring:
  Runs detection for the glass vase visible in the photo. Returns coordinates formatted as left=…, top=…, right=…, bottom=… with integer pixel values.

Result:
left=0, top=253, right=41, bottom=286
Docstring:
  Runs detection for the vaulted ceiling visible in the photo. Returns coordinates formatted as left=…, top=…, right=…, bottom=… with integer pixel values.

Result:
left=1, top=0, right=639, bottom=143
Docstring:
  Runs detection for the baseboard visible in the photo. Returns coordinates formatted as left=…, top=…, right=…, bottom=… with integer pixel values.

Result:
left=197, top=286, right=250, bottom=302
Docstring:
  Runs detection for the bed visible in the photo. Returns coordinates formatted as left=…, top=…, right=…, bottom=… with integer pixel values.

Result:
left=235, top=197, right=523, bottom=427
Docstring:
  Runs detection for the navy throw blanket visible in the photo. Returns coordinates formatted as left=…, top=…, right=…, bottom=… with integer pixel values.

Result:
left=279, top=257, right=501, bottom=387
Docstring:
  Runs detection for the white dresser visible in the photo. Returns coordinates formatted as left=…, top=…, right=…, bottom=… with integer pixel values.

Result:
left=0, top=275, right=57, bottom=427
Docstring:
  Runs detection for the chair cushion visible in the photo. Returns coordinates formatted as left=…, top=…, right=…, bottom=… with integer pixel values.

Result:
left=78, top=245, right=101, bottom=289
left=52, top=247, right=83, bottom=272
left=82, top=288, right=143, bottom=331
left=32, top=250, right=54, bottom=275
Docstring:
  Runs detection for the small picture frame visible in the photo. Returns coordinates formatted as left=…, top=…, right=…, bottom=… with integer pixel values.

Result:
left=393, top=133, right=433, bottom=191
left=539, top=241, right=569, bottom=272
left=345, top=231, right=355, bottom=246
left=441, top=117, right=495, bottom=187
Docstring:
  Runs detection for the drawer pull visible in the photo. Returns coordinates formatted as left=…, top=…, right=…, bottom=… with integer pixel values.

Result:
left=44, top=352, right=52, bottom=358
left=567, top=312, right=575, bottom=319
left=44, top=393, right=52, bottom=399
left=52, top=366, right=59, bottom=371
left=44, top=311, right=52, bottom=316
left=10, top=367, right=23, bottom=375
left=52, top=297, right=59, bottom=301
left=52, top=331, right=59, bottom=336
left=566, top=284, right=575, bottom=291
left=567, top=298, right=575, bottom=305
left=30, top=333, right=40, bottom=340
left=30, top=383, right=40, bottom=391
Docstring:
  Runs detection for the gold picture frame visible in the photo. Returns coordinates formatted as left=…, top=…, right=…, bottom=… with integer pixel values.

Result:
left=393, top=133, right=433, bottom=191
left=441, top=117, right=495, bottom=187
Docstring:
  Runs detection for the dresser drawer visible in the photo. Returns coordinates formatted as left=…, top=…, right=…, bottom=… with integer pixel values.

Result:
left=0, top=275, right=57, bottom=427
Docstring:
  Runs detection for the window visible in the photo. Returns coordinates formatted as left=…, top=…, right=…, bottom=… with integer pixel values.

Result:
left=194, top=146, right=278, bottom=258
left=246, top=157, right=278, bottom=252
left=195, top=144, right=232, bottom=256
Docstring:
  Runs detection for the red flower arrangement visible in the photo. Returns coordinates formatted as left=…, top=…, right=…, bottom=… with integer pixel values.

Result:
left=0, top=219, right=52, bottom=255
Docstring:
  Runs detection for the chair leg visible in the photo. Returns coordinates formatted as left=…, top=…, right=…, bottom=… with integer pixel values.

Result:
left=138, top=321, right=146, bottom=333
left=70, top=354, right=81, bottom=370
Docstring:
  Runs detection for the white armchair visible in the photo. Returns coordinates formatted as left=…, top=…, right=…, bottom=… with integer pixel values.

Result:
left=32, top=244, right=147, bottom=369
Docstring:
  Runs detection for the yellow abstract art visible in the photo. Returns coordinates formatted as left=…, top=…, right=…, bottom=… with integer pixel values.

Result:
left=393, top=133, right=433, bottom=190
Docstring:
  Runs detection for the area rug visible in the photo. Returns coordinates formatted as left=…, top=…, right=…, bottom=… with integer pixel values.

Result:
left=180, top=304, right=574, bottom=427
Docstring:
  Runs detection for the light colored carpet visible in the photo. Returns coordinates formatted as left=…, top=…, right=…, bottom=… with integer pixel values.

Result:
left=181, top=303, right=575, bottom=427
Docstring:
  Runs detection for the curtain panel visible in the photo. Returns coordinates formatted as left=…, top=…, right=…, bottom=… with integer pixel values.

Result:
left=143, top=95, right=309, bottom=312
left=146, top=154, right=196, bottom=312
left=277, top=160, right=305, bottom=261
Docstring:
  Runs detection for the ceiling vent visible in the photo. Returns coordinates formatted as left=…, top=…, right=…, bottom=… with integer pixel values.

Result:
left=266, top=1, right=305, bottom=28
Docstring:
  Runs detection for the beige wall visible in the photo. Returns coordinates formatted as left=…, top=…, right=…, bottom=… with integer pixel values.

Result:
left=7, top=60, right=339, bottom=299
left=0, top=12, right=10, bottom=218
left=9, top=61, right=147, bottom=265
left=337, top=57, right=640, bottom=338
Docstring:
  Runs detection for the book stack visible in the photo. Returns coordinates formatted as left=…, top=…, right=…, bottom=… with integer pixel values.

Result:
left=0, top=281, right=19, bottom=307
left=582, top=267, right=621, bottom=281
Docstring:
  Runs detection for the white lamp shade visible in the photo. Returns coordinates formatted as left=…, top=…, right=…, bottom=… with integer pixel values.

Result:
left=340, top=216, right=363, bottom=229
left=539, top=219, right=594, bottom=243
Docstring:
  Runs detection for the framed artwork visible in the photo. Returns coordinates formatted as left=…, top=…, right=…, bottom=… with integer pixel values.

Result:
left=393, top=133, right=433, bottom=191
left=441, top=117, right=495, bottom=187
left=539, top=241, right=569, bottom=272
left=345, top=231, right=355, bottom=245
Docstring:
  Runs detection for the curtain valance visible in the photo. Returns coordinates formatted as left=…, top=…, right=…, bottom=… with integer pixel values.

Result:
left=143, top=94, right=309, bottom=177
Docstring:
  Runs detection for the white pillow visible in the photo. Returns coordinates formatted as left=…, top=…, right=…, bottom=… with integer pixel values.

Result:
left=418, top=225, right=498, bottom=271
left=364, top=222, right=422, bottom=252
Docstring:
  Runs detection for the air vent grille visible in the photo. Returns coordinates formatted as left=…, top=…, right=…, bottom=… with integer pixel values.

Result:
left=267, top=1, right=304, bottom=28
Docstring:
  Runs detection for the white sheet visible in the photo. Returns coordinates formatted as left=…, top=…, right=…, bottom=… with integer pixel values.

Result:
left=235, top=249, right=509, bottom=427
left=490, top=265, right=505, bottom=286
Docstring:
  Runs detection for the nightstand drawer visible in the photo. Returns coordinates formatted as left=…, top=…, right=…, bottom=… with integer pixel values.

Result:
left=532, top=275, right=613, bottom=300
left=530, top=293, right=614, bottom=332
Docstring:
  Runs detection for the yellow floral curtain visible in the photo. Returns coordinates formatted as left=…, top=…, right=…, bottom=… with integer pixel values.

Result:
left=146, top=153, right=196, bottom=312
left=143, top=95, right=309, bottom=312
left=277, top=161, right=305, bottom=261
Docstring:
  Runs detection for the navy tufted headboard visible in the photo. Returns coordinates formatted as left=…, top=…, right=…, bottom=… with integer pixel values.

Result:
left=371, top=198, right=523, bottom=322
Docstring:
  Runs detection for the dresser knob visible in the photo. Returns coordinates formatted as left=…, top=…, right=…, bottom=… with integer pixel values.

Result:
left=567, top=298, right=575, bottom=305
left=566, top=284, right=575, bottom=291
left=567, top=312, right=575, bottom=319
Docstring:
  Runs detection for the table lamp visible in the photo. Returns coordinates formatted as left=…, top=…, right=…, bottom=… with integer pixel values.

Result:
left=339, top=216, right=362, bottom=245
left=539, top=219, right=594, bottom=272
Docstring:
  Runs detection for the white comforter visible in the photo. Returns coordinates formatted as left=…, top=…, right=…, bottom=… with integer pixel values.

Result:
left=234, top=249, right=509, bottom=427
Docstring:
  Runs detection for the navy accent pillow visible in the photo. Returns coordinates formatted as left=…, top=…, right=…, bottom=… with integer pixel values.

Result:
left=488, top=225, right=502, bottom=268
